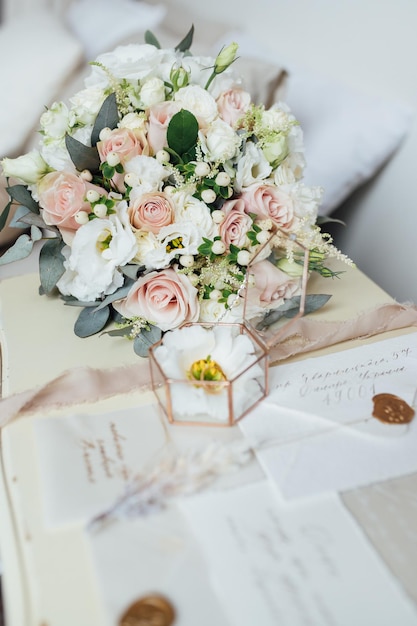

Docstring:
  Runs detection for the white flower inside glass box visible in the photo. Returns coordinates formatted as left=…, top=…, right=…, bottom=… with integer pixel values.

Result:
left=149, top=229, right=310, bottom=426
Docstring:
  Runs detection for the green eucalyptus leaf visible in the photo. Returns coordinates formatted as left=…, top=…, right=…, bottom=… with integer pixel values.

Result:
left=74, top=305, right=111, bottom=338
left=65, top=134, right=100, bottom=172
left=9, top=205, right=32, bottom=229
left=175, top=24, right=194, bottom=52
left=104, top=325, right=133, bottom=338
left=145, top=30, right=161, bottom=48
left=0, top=233, right=33, bottom=265
left=93, top=278, right=135, bottom=311
left=256, top=294, right=332, bottom=330
left=91, top=93, right=119, bottom=146
left=167, top=110, right=198, bottom=157
left=0, top=201, right=12, bottom=231
left=6, top=185, right=40, bottom=213
left=30, top=225, right=42, bottom=241
left=121, top=264, right=145, bottom=280
left=39, top=237, right=66, bottom=293
left=133, top=325, right=162, bottom=357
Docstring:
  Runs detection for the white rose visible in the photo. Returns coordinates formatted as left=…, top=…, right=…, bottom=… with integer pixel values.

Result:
left=198, top=298, right=228, bottom=323
left=140, top=77, right=166, bottom=107
left=40, top=102, right=70, bottom=140
left=69, top=87, right=106, bottom=126
left=199, top=118, right=241, bottom=162
left=56, top=201, right=137, bottom=302
left=171, top=191, right=217, bottom=237
left=235, top=141, right=272, bottom=191
left=174, top=85, right=218, bottom=127
left=1, top=151, right=50, bottom=184
left=144, top=221, right=204, bottom=270
left=119, top=112, right=147, bottom=131
left=261, top=105, right=292, bottom=132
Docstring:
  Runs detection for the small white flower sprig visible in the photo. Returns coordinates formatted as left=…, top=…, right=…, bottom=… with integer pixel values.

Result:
left=0, top=26, right=351, bottom=357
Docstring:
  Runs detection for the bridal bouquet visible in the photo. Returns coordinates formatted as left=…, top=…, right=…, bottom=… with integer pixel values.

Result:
left=0, top=27, right=349, bottom=356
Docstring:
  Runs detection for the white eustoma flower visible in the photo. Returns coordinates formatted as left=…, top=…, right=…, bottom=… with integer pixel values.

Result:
left=125, top=155, right=169, bottom=198
left=144, top=221, right=204, bottom=270
left=199, top=118, right=241, bottom=162
left=56, top=201, right=138, bottom=302
left=85, top=44, right=163, bottom=88
left=234, top=141, right=272, bottom=191
left=152, top=324, right=264, bottom=421
left=174, top=85, right=218, bottom=127
left=1, top=150, right=50, bottom=185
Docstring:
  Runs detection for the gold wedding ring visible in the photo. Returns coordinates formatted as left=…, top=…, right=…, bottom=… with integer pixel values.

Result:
left=119, top=594, right=176, bottom=626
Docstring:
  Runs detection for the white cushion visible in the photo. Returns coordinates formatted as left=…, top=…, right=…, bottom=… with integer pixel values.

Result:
left=0, top=11, right=83, bottom=158
left=285, top=67, right=414, bottom=214
left=65, top=0, right=166, bottom=59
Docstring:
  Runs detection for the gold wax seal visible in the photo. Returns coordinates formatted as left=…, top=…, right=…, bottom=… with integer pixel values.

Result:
left=119, top=594, right=175, bottom=626
left=372, top=393, right=415, bottom=424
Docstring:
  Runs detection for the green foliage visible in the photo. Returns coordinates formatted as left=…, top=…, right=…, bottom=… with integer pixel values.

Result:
left=167, top=110, right=199, bottom=158
left=0, top=233, right=34, bottom=265
left=7, top=184, right=40, bottom=213
left=65, top=134, right=100, bottom=173
left=174, top=24, right=194, bottom=52
left=133, top=325, right=163, bottom=357
left=256, top=294, right=332, bottom=330
left=74, top=305, right=111, bottom=337
left=91, top=93, right=119, bottom=146
left=144, top=30, right=161, bottom=48
left=39, top=237, right=65, bottom=294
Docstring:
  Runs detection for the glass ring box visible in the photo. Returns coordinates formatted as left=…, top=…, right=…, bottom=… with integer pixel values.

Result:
left=149, top=230, right=310, bottom=426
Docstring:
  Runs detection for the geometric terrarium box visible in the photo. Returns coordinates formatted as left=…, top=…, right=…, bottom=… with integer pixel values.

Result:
left=149, top=229, right=310, bottom=426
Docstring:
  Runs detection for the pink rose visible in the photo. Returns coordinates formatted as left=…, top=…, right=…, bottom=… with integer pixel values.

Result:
left=241, top=183, right=294, bottom=230
left=113, top=268, right=199, bottom=331
left=217, top=88, right=251, bottom=127
left=219, top=198, right=253, bottom=249
left=147, top=101, right=181, bottom=154
left=97, top=127, right=149, bottom=164
left=37, top=171, right=104, bottom=231
left=128, top=192, right=174, bottom=233
left=248, top=260, right=300, bottom=306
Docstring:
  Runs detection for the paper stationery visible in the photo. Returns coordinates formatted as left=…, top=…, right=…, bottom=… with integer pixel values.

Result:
left=239, top=333, right=417, bottom=498
left=180, top=481, right=417, bottom=626
left=88, top=508, right=232, bottom=626
left=33, top=404, right=169, bottom=528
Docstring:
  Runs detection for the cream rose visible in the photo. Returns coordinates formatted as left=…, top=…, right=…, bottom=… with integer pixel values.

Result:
left=174, top=85, right=218, bottom=128
left=140, top=77, right=166, bottom=107
left=128, top=192, right=174, bottom=233
left=219, top=198, right=253, bottom=249
left=248, top=260, right=300, bottom=307
left=37, top=171, right=105, bottom=232
left=199, top=118, right=241, bottom=162
left=114, top=268, right=199, bottom=331
left=97, top=127, right=149, bottom=164
left=241, top=183, right=294, bottom=230
left=217, top=88, right=251, bottom=126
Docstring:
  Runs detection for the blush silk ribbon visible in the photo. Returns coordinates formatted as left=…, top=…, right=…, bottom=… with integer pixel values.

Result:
left=1, top=302, right=417, bottom=427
